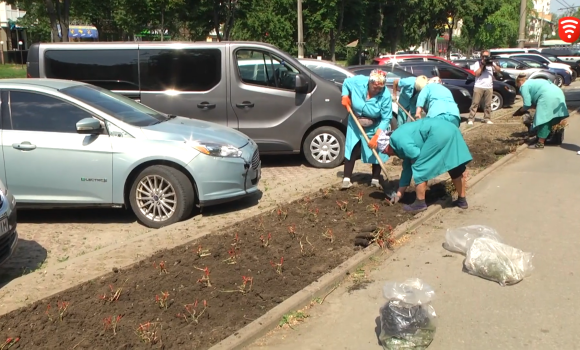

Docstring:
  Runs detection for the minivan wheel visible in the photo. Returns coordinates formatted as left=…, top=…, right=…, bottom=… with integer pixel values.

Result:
left=303, top=126, right=345, bottom=168
left=491, top=92, right=503, bottom=111
left=129, top=165, right=195, bottom=229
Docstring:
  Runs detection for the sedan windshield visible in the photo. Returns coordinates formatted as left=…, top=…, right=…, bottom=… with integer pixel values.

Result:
left=60, top=85, right=168, bottom=127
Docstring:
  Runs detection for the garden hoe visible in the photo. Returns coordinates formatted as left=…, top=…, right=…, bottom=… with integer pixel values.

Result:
left=346, top=106, right=396, bottom=205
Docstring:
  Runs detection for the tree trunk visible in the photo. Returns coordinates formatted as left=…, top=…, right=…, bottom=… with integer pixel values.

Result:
left=212, top=1, right=222, bottom=41
left=330, top=0, right=345, bottom=62
left=446, top=17, right=455, bottom=59
left=44, top=0, right=61, bottom=42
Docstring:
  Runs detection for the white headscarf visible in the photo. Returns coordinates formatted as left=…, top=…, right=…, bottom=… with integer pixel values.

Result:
left=428, top=76, right=442, bottom=84
left=377, top=130, right=393, bottom=153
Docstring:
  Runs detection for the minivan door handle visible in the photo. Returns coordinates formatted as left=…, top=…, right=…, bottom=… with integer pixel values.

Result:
left=197, top=101, right=216, bottom=110
left=236, top=101, right=255, bottom=108
left=13, top=141, right=36, bottom=151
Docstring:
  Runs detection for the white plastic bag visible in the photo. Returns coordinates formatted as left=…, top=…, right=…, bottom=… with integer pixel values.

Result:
left=379, top=279, right=437, bottom=349
left=464, top=237, right=534, bottom=286
left=444, top=225, right=502, bottom=255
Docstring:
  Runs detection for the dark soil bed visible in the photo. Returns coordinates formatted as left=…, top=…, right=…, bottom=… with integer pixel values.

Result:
left=463, top=123, right=528, bottom=169
left=0, top=123, right=528, bottom=350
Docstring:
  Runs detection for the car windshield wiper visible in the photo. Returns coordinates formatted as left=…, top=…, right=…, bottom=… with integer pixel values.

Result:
left=149, top=114, right=178, bottom=126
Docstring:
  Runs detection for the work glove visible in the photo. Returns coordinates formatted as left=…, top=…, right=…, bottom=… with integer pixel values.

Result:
left=368, top=129, right=382, bottom=150
left=341, top=95, right=352, bottom=110
left=385, top=190, right=400, bottom=204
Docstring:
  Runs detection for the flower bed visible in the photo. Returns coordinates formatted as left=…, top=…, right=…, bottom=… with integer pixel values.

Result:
left=0, top=123, right=527, bottom=350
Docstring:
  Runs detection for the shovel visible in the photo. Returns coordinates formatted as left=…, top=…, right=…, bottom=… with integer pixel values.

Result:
left=346, top=106, right=396, bottom=204
left=394, top=100, right=416, bottom=122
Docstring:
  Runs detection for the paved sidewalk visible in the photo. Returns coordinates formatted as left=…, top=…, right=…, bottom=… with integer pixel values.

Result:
left=247, top=115, right=580, bottom=349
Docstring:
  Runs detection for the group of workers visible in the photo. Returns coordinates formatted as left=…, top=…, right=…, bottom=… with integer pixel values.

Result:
left=339, top=67, right=569, bottom=214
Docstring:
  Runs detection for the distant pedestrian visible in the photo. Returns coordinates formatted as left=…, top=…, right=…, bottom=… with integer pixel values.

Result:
left=414, top=78, right=461, bottom=127
left=516, top=74, right=569, bottom=149
left=340, top=69, right=393, bottom=189
left=467, top=50, right=500, bottom=125
left=373, top=118, right=472, bottom=213
left=392, top=75, right=428, bottom=126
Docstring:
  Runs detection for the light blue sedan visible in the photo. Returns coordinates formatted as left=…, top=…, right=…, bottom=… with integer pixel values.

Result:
left=1, top=79, right=261, bottom=228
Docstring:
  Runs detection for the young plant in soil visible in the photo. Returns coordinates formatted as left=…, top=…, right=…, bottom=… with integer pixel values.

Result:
left=100, top=284, right=123, bottom=303
left=223, top=246, right=241, bottom=264
left=270, top=257, right=284, bottom=274
left=45, top=301, right=69, bottom=322
left=135, top=321, right=161, bottom=344
left=0, top=337, right=19, bottom=349
left=153, top=260, right=168, bottom=274
left=195, top=266, right=212, bottom=287
left=196, top=245, right=211, bottom=258
left=155, top=291, right=170, bottom=310
left=259, top=233, right=272, bottom=248
left=176, top=300, right=208, bottom=324
left=322, top=228, right=334, bottom=243
left=103, top=315, right=123, bottom=335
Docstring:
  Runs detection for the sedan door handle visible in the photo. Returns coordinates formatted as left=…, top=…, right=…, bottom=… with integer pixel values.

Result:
left=197, top=101, right=216, bottom=110
left=13, top=142, right=36, bottom=151
left=236, top=101, right=255, bottom=108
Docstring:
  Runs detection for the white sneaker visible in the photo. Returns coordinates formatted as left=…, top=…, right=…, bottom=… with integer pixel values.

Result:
left=341, top=179, right=353, bottom=189
left=467, top=121, right=474, bottom=125
left=485, top=120, right=494, bottom=124
left=370, top=179, right=381, bottom=188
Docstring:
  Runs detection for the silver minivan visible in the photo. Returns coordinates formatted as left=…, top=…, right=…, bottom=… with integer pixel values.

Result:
left=26, top=41, right=385, bottom=169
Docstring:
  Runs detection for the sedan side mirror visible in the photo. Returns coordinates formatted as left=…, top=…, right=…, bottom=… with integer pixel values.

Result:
left=295, top=73, right=309, bottom=93
left=76, top=117, right=103, bottom=134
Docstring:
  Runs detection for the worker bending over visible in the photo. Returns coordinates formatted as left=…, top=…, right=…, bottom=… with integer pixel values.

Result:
left=392, top=75, right=428, bottom=126
left=373, top=118, right=472, bottom=213
left=414, top=77, right=461, bottom=127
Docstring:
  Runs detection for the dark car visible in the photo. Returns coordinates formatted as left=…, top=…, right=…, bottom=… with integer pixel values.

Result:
left=347, top=65, right=473, bottom=113
left=0, top=179, right=17, bottom=266
left=509, top=57, right=571, bottom=87
left=391, top=61, right=517, bottom=111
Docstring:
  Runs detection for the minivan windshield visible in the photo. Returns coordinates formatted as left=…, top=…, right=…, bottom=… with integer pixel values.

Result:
left=60, top=85, right=168, bottom=127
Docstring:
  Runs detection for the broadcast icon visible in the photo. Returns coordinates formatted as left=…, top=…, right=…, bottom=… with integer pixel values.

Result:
left=558, top=17, right=580, bottom=43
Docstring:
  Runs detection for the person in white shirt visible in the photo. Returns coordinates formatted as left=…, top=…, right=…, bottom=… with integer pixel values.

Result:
left=468, top=50, right=501, bottom=125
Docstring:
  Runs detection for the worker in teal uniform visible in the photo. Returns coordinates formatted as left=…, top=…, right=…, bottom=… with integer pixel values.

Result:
left=392, top=75, right=428, bottom=126
left=414, top=78, right=461, bottom=127
left=340, top=69, right=392, bottom=189
left=373, top=118, right=472, bottom=213
left=516, top=74, right=569, bottom=149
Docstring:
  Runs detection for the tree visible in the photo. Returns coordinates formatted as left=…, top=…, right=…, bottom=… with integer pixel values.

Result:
left=8, top=0, right=71, bottom=42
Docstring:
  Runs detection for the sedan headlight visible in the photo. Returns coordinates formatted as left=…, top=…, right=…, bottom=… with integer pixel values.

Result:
left=504, top=85, right=515, bottom=93
left=187, top=141, right=243, bottom=158
left=460, top=89, right=471, bottom=98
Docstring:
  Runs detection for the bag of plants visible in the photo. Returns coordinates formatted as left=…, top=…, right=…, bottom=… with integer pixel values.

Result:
left=444, top=225, right=502, bottom=255
left=379, top=279, right=437, bottom=349
left=464, top=237, right=534, bottom=286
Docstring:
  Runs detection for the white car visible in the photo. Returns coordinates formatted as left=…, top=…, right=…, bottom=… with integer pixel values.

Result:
left=450, top=53, right=465, bottom=61
left=298, top=58, right=400, bottom=117
left=499, top=53, right=574, bottom=76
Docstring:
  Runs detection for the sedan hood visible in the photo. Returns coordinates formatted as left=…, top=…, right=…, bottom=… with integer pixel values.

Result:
left=140, top=117, right=251, bottom=148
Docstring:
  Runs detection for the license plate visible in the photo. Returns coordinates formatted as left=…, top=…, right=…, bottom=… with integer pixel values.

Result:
left=0, top=217, right=8, bottom=234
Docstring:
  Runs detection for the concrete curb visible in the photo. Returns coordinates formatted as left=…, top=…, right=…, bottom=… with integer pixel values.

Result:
left=208, top=122, right=531, bottom=350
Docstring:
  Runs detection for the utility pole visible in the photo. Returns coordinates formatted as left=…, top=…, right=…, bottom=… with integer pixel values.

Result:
left=297, top=0, right=304, bottom=58
left=517, top=0, right=527, bottom=48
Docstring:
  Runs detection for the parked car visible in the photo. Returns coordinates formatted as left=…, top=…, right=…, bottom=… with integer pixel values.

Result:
left=497, top=53, right=576, bottom=81
left=297, top=58, right=399, bottom=117
left=347, top=64, right=473, bottom=113
left=393, top=61, right=517, bottom=111
left=538, top=48, right=580, bottom=62
left=372, top=54, right=475, bottom=74
left=510, top=57, right=571, bottom=87
left=0, top=79, right=262, bottom=229
left=454, top=58, right=556, bottom=87
left=0, top=179, right=17, bottom=266
left=450, top=53, right=465, bottom=61
left=26, top=42, right=350, bottom=169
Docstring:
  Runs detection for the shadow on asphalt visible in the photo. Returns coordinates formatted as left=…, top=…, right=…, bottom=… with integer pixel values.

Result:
left=0, top=239, right=47, bottom=288
left=260, top=154, right=311, bottom=168
left=16, top=207, right=136, bottom=224
left=560, top=143, right=580, bottom=152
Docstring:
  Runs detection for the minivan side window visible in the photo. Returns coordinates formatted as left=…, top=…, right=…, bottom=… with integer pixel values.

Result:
left=6, top=91, right=94, bottom=133
left=139, top=48, right=221, bottom=92
left=44, top=49, right=139, bottom=91
left=235, top=50, right=299, bottom=90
